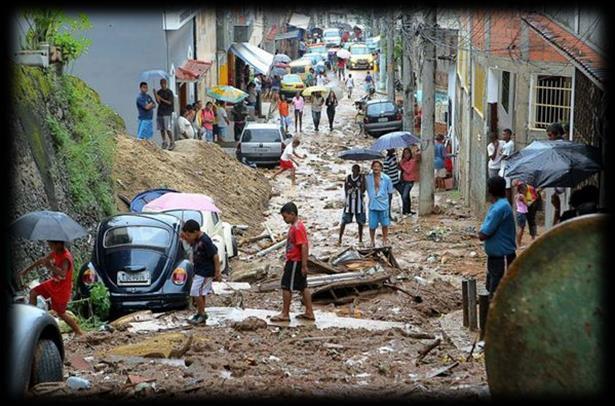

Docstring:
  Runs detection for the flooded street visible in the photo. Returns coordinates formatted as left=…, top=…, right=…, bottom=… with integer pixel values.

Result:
left=49, top=69, right=493, bottom=400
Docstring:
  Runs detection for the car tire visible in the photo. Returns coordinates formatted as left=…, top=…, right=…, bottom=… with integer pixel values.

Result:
left=30, top=339, right=63, bottom=388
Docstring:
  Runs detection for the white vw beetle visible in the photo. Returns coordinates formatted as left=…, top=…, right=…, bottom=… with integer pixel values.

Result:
left=143, top=206, right=238, bottom=273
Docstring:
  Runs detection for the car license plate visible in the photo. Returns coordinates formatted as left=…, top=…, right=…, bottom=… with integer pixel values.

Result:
left=117, top=270, right=150, bottom=286
left=378, top=117, right=388, bottom=122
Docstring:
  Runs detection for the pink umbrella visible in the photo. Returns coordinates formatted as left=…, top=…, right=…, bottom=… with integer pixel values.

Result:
left=143, top=192, right=221, bottom=213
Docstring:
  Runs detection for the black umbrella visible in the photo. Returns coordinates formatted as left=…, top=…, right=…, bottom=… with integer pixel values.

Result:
left=338, top=148, right=383, bottom=161
left=10, top=211, right=88, bottom=242
left=504, top=140, right=602, bottom=188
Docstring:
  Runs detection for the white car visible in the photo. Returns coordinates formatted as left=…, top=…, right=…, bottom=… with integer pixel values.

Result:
left=143, top=207, right=237, bottom=273
left=322, top=28, right=342, bottom=47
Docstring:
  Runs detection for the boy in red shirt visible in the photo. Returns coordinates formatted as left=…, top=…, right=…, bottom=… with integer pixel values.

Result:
left=20, top=241, right=83, bottom=336
left=278, top=97, right=291, bottom=134
left=271, top=202, right=315, bottom=322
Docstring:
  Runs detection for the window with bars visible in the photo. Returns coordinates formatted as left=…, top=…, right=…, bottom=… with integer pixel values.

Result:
left=501, top=71, right=510, bottom=113
left=530, top=75, right=572, bottom=129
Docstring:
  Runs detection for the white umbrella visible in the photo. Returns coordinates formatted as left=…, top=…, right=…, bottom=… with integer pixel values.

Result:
left=336, top=49, right=351, bottom=59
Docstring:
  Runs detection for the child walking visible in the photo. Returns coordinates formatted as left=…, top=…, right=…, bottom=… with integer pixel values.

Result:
left=515, top=183, right=529, bottom=247
left=272, top=138, right=305, bottom=186
left=181, top=220, right=221, bottom=325
left=270, top=202, right=315, bottom=322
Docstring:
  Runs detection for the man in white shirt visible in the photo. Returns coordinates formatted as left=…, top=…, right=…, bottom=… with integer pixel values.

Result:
left=498, top=128, right=515, bottom=205
left=177, top=108, right=195, bottom=140
left=487, top=133, right=504, bottom=179
left=272, top=138, right=305, bottom=186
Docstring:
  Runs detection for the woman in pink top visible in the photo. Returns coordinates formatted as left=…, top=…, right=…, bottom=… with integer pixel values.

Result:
left=398, top=146, right=421, bottom=216
left=515, top=183, right=529, bottom=247
left=292, top=92, right=304, bottom=133
left=200, top=102, right=215, bottom=142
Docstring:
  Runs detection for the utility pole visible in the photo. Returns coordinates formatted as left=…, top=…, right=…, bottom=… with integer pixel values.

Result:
left=386, top=9, right=395, bottom=101
left=377, top=14, right=387, bottom=93
left=419, top=7, right=436, bottom=216
left=402, top=12, right=415, bottom=132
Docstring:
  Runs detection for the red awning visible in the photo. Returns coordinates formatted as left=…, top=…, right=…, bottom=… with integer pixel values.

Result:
left=175, top=59, right=212, bottom=82
left=522, top=14, right=606, bottom=88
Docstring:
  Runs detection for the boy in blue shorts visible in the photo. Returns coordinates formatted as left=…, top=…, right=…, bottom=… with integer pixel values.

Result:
left=136, top=82, right=155, bottom=141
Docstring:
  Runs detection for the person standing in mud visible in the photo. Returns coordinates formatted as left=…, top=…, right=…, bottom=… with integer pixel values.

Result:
left=366, top=161, right=393, bottom=247
left=155, top=78, right=175, bottom=150
left=325, top=90, right=338, bottom=132
left=383, top=149, right=401, bottom=221
left=181, top=220, right=221, bottom=325
left=136, top=82, right=155, bottom=142
left=339, top=164, right=366, bottom=246
left=271, top=202, right=315, bottom=322
left=311, top=91, right=325, bottom=132
left=479, top=176, right=517, bottom=299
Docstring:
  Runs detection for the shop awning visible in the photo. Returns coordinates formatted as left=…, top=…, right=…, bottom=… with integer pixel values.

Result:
left=266, top=24, right=279, bottom=41
left=288, top=13, right=310, bottom=31
left=175, top=59, right=212, bottom=82
left=229, top=42, right=274, bottom=75
left=275, top=30, right=303, bottom=41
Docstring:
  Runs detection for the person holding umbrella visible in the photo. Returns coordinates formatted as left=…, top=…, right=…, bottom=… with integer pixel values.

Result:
left=338, top=164, right=366, bottom=246
left=399, top=146, right=421, bottom=216
left=325, top=90, right=338, bottom=132
left=19, top=242, right=83, bottom=336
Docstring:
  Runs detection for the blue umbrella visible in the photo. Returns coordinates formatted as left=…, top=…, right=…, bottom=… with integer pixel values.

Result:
left=371, top=131, right=420, bottom=151
left=338, top=148, right=383, bottom=161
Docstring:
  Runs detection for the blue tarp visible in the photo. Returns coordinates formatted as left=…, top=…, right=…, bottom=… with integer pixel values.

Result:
left=130, top=188, right=179, bottom=213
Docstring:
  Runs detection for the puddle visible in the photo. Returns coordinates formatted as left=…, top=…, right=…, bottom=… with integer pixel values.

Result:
left=204, top=307, right=407, bottom=331
left=212, top=282, right=251, bottom=295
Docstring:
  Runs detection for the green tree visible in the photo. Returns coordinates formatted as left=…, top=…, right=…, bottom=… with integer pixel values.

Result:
left=22, top=10, right=92, bottom=64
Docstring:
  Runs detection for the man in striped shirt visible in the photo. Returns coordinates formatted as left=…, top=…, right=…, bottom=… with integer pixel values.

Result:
left=383, top=149, right=401, bottom=220
left=338, top=165, right=366, bottom=246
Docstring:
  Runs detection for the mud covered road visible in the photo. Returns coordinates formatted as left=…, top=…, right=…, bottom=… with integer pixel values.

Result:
left=39, top=70, right=493, bottom=400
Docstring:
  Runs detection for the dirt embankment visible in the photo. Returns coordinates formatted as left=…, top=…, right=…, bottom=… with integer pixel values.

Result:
left=112, top=136, right=272, bottom=233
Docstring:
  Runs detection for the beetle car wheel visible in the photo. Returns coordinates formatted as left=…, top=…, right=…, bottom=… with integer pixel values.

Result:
left=30, top=339, right=63, bottom=387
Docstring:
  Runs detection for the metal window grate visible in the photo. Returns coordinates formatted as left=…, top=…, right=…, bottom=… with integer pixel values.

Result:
left=531, top=75, right=572, bottom=129
left=501, top=71, right=510, bottom=113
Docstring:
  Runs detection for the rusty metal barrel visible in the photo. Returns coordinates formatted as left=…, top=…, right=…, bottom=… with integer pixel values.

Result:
left=485, top=214, right=606, bottom=396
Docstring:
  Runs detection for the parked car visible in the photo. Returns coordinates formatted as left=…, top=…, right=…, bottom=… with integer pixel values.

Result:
left=363, top=100, right=403, bottom=137
left=322, top=28, right=342, bottom=47
left=289, top=58, right=313, bottom=82
left=303, top=51, right=325, bottom=66
left=143, top=207, right=237, bottom=273
left=348, top=44, right=374, bottom=70
left=280, top=74, right=305, bottom=98
left=308, top=43, right=328, bottom=60
left=77, top=213, right=193, bottom=316
left=236, top=123, right=292, bottom=167
left=7, top=302, right=65, bottom=398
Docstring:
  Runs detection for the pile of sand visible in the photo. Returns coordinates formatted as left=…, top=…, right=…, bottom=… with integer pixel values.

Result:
left=112, top=135, right=271, bottom=233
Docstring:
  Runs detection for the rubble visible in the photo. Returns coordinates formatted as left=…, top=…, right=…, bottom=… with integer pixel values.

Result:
left=105, top=332, right=192, bottom=359
left=232, top=316, right=268, bottom=331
